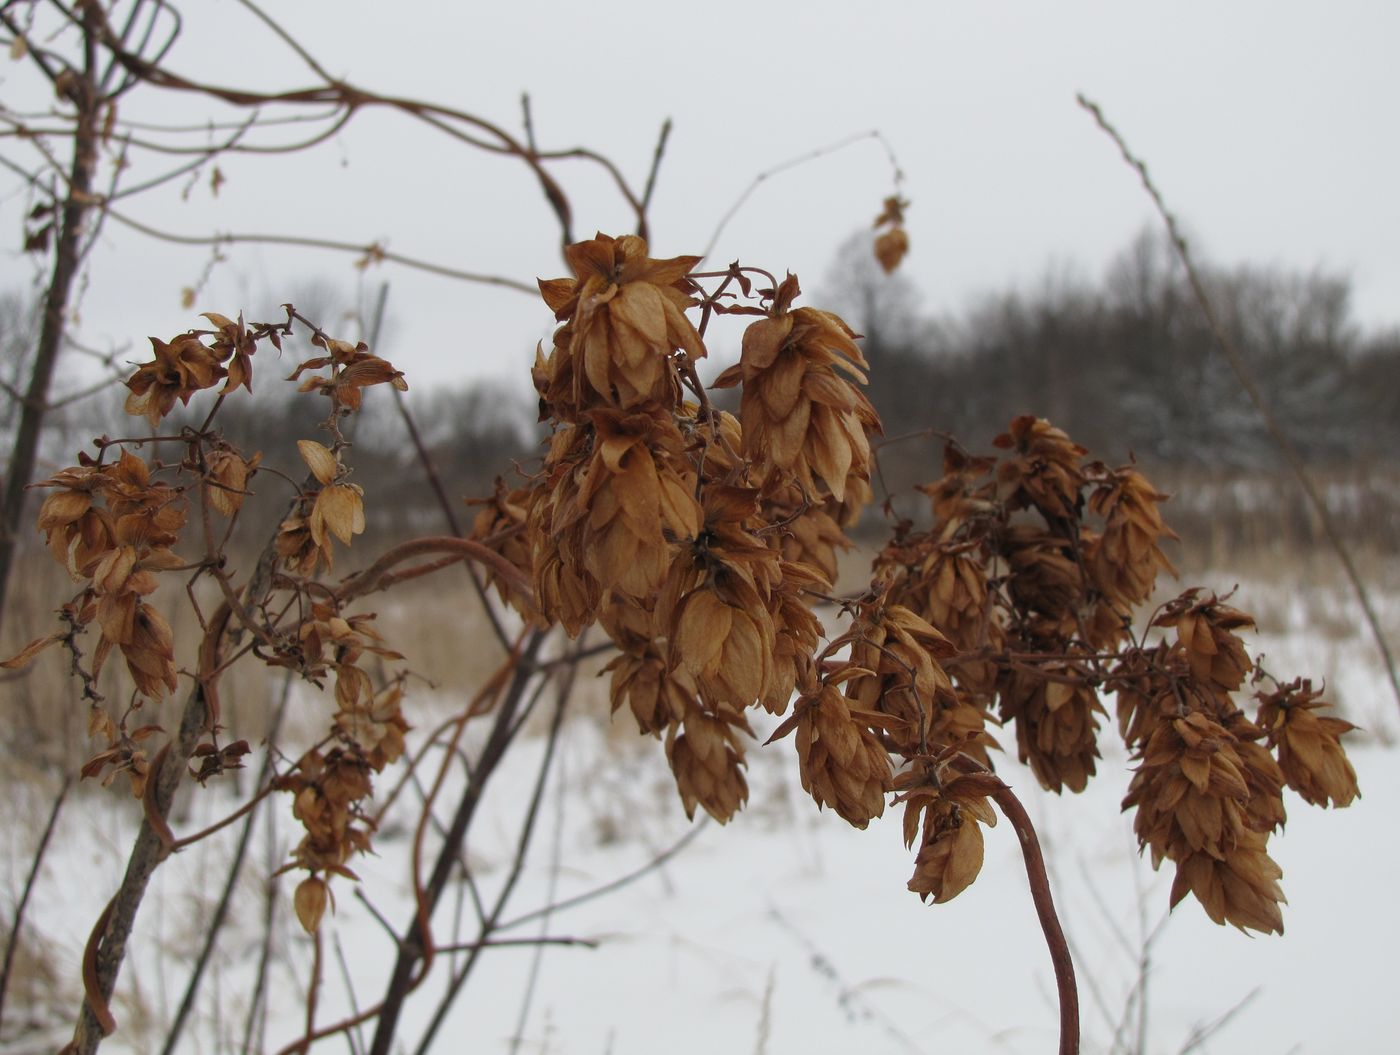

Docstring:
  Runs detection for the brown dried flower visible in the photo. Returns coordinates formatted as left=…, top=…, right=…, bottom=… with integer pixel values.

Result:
left=1256, top=679, right=1359, bottom=808
left=535, top=233, right=704, bottom=416
left=715, top=275, right=881, bottom=503
left=124, top=333, right=226, bottom=426
left=770, top=681, right=892, bottom=829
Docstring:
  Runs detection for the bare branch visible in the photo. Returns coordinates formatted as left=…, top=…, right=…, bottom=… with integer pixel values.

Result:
left=0, top=777, right=72, bottom=1027
left=1078, top=91, right=1400, bottom=719
left=102, top=207, right=538, bottom=293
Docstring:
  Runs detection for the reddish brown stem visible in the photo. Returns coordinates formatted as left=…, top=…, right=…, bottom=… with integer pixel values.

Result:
left=953, top=757, right=1079, bottom=1054
left=336, top=536, right=531, bottom=606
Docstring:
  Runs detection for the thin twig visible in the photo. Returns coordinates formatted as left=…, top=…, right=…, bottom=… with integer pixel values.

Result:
left=358, top=630, right=547, bottom=1055
left=412, top=654, right=575, bottom=1055
left=1175, top=986, right=1261, bottom=1055
left=102, top=208, right=538, bottom=294
left=240, top=794, right=282, bottom=1055
left=380, top=321, right=515, bottom=655
left=432, top=936, right=598, bottom=954
left=700, top=129, right=897, bottom=264
left=0, top=776, right=72, bottom=1027
left=637, top=117, right=672, bottom=241
left=330, top=931, right=366, bottom=1055
left=497, top=821, right=708, bottom=932
left=507, top=711, right=569, bottom=1055
left=1077, top=91, right=1400, bottom=720
left=160, top=671, right=293, bottom=1055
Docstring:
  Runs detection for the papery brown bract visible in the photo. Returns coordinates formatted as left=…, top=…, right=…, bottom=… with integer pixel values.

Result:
left=34, top=466, right=111, bottom=576
left=275, top=501, right=326, bottom=577
left=294, top=876, right=330, bottom=934
left=275, top=746, right=378, bottom=880
left=535, top=233, right=704, bottom=417
left=871, top=196, right=911, bottom=274
left=874, top=226, right=910, bottom=274
left=670, top=585, right=773, bottom=710
left=204, top=444, right=257, bottom=517
left=310, top=483, right=366, bottom=548
left=337, top=683, right=409, bottom=772
left=203, top=311, right=258, bottom=394
left=1257, top=679, right=1359, bottom=808
left=716, top=276, right=880, bottom=504
left=1123, top=708, right=1288, bottom=934
left=895, top=764, right=999, bottom=903
left=601, top=599, right=695, bottom=735
left=1155, top=592, right=1255, bottom=692
left=999, top=663, right=1103, bottom=793
left=759, top=562, right=827, bottom=715
left=124, top=333, right=226, bottom=426
left=468, top=480, right=540, bottom=622
left=1002, top=526, right=1084, bottom=634
left=665, top=703, right=751, bottom=823
left=993, top=415, right=1086, bottom=520
left=1085, top=463, right=1178, bottom=614
left=839, top=599, right=968, bottom=756
left=573, top=409, right=699, bottom=599
left=779, top=684, right=891, bottom=828
left=288, top=337, right=406, bottom=411
left=34, top=448, right=186, bottom=704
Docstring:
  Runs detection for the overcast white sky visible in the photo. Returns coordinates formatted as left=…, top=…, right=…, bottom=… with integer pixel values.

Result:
left=6, top=0, right=1400, bottom=394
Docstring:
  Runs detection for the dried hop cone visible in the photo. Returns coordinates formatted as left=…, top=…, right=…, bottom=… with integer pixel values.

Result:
left=871, top=195, right=910, bottom=274
left=993, top=415, right=1087, bottom=521
left=124, top=333, right=226, bottom=426
left=1085, top=464, right=1178, bottom=613
left=665, top=703, right=751, bottom=823
left=1155, top=592, right=1255, bottom=693
left=895, top=764, right=1000, bottom=903
left=535, top=233, right=705, bottom=416
left=873, top=226, right=910, bottom=274
left=1256, top=679, right=1359, bottom=808
left=714, top=274, right=880, bottom=504
left=769, top=680, right=892, bottom=829
left=1123, top=709, right=1288, bottom=934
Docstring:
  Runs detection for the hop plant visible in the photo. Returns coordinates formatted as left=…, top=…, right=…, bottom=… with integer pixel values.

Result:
left=2, top=231, right=1362, bottom=1055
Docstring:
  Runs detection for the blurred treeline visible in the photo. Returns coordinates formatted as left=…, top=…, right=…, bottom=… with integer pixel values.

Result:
left=818, top=229, right=1400, bottom=551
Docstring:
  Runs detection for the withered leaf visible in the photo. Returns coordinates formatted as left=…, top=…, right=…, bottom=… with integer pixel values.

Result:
left=297, top=440, right=338, bottom=486
left=0, top=632, right=63, bottom=670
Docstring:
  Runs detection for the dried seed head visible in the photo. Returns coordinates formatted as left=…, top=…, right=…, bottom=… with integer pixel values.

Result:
left=993, top=415, right=1086, bottom=520
left=665, top=704, right=751, bottom=823
left=783, top=685, right=892, bottom=829
left=1256, top=679, right=1359, bottom=808
left=294, top=876, right=330, bottom=934
left=535, top=233, right=704, bottom=417
left=205, top=445, right=257, bottom=517
left=717, top=278, right=881, bottom=505
left=1000, top=663, right=1103, bottom=793
left=1155, top=592, right=1255, bottom=692
left=1085, top=464, right=1178, bottom=614
left=124, top=333, right=226, bottom=426
left=895, top=766, right=998, bottom=903
left=467, top=479, right=539, bottom=623
left=873, top=226, right=910, bottom=274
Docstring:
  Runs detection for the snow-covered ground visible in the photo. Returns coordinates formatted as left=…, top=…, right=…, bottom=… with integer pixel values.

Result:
left=4, top=570, right=1398, bottom=1055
